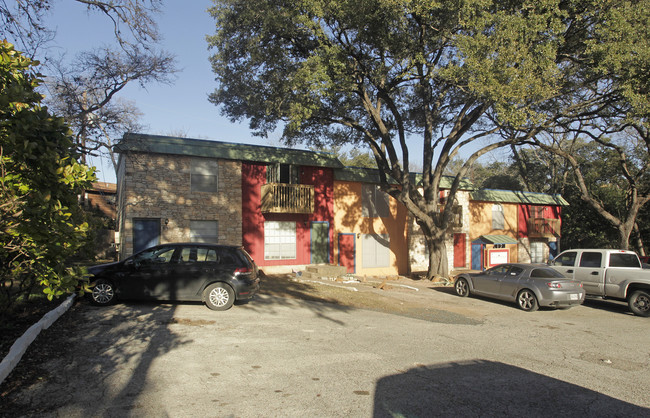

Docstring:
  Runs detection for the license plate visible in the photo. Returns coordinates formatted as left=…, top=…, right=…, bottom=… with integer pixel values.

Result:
left=570, top=293, right=579, bottom=300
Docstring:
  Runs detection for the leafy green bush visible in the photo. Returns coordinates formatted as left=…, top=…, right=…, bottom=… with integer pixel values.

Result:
left=0, top=41, right=95, bottom=312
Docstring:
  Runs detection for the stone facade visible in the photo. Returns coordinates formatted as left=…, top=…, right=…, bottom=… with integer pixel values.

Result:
left=117, top=152, right=242, bottom=258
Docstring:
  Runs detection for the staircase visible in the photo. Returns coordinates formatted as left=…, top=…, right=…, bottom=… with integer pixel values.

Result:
left=300, top=264, right=349, bottom=280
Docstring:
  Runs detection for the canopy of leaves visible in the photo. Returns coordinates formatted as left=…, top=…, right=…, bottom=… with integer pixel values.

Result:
left=0, top=41, right=95, bottom=311
left=207, top=0, right=647, bottom=278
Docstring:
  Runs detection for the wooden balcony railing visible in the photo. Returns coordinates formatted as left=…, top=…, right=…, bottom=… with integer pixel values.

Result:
left=528, top=218, right=561, bottom=238
left=261, top=183, right=314, bottom=214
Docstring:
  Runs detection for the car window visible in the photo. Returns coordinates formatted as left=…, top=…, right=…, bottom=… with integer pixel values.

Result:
left=133, top=247, right=175, bottom=265
left=530, top=268, right=565, bottom=278
left=179, top=247, right=219, bottom=263
left=508, top=266, right=524, bottom=276
left=217, top=248, right=241, bottom=266
left=553, top=252, right=577, bottom=266
left=579, top=252, right=602, bottom=268
left=609, top=253, right=641, bottom=268
left=487, top=265, right=509, bottom=275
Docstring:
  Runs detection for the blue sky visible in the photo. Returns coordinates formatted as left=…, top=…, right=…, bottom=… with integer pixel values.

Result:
left=42, top=1, right=502, bottom=184
left=46, top=1, right=286, bottom=182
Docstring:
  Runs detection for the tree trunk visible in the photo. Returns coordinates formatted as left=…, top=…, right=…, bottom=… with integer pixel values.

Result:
left=425, top=233, right=449, bottom=282
left=618, top=223, right=634, bottom=250
left=633, top=223, right=645, bottom=256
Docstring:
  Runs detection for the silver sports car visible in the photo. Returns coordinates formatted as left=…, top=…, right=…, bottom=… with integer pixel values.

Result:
left=454, top=263, right=585, bottom=312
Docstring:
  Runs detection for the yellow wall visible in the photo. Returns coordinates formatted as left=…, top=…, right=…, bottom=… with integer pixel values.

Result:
left=333, top=181, right=409, bottom=276
left=469, top=201, right=519, bottom=264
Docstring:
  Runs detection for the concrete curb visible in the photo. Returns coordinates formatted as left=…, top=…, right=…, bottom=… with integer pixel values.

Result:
left=0, top=294, right=76, bottom=385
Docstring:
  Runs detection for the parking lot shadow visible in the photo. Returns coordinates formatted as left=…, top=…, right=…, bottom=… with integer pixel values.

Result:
left=374, top=360, right=649, bottom=417
left=0, top=301, right=191, bottom=416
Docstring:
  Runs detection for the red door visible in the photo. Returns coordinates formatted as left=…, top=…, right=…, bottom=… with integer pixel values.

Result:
left=338, top=233, right=355, bottom=274
left=453, top=233, right=466, bottom=268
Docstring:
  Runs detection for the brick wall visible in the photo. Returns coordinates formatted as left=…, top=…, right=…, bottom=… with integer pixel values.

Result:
left=118, top=152, right=242, bottom=258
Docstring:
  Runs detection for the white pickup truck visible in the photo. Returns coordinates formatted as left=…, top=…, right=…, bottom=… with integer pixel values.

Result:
left=549, top=249, right=650, bottom=317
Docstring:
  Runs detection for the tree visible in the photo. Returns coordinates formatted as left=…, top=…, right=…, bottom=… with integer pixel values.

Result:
left=47, top=47, right=175, bottom=171
left=524, top=128, right=650, bottom=251
left=207, top=0, right=614, bottom=279
left=311, top=145, right=377, bottom=168
left=1, top=0, right=177, bottom=168
left=502, top=1, right=650, bottom=251
left=0, top=41, right=95, bottom=311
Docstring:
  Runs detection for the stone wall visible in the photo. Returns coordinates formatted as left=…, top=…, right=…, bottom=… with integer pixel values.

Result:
left=118, top=152, right=242, bottom=258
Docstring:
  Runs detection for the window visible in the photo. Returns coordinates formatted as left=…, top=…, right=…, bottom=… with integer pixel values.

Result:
left=267, top=163, right=299, bottom=184
left=531, top=206, right=546, bottom=218
left=133, top=246, right=175, bottom=265
left=530, top=268, right=565, bottom=279
left=362, top=184, right=390, bottom=218
left=530, top=241, right=545, bottom=263
left=264, top=221, right=296, bottom=260
left=488, top=265, right=509, bottom=275
left=609, top=253, right=641, bottom=268
left=362, top=234, right=390, bottom=268
left=579, top=252, right=602, bottom=268
left=492, top=204, right=504, bottom=230
left=190, top=220, right=218, bottom=243
left=554, top=251, right=577, bottom=267
left=191, top=158, right=219, bottom=193
left=179, top=247, right=218, bottom=263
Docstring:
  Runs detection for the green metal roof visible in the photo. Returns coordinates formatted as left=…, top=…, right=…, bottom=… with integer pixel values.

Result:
left=475, top=235, right=519, bottom=244
left=335, top=167, right=398, bottom=184
left=470, top=189, right=569, bottom=206
left=335, top=167, right=475, bottom=190
left=115, top=133, right=345, bottom=168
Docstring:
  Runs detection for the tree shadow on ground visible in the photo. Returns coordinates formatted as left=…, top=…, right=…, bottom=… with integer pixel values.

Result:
left=0, top=301, right=187, bottom=416
left=374, top=360, right=649, bottom=417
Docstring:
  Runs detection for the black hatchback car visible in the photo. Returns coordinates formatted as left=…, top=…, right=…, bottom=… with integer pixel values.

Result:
left=87, top=243, right=260, bottom=310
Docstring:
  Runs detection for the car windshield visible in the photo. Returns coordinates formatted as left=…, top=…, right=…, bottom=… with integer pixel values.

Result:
left=530, top=268, right=566, bottom=279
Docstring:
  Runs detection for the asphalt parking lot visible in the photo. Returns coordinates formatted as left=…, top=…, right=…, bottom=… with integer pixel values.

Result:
left=1, top=276, right=649, bottom=417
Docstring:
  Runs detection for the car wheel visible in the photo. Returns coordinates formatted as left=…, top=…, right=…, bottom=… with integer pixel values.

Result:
left=455, top=278, right=470, bottom=297
left=90, top=279, right=116, bottom=306
left=628, top=290, right=650, bottom=317
left=204, top=283, right=235, bottom=311
left=517, top=289, right=539, bottom=312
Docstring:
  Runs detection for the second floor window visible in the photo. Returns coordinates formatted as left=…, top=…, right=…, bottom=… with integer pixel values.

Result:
left=531, top=205, right=546, bottom=218
left=191, top=158, right=219, bottom=193
left=492, top=204, right=504, bottom=230
left=267, top=163, right=299, bottom=184
left=362, top=184, right=390, bottom=218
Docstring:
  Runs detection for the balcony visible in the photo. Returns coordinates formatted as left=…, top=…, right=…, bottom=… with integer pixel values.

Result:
left=528, top=218, right=561, bottom=238
left=261, top=183, right=314, bottom=214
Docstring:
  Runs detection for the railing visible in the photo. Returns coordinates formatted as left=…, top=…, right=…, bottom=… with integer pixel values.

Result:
left=528, top=218, right=561, bottom=238
left=261, top=183, right=315, bottom=214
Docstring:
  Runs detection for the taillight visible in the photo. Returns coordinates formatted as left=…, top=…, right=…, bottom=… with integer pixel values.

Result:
left=234, top=267, right=251, bottom=276
left=546, top=282, right=562, bottom=289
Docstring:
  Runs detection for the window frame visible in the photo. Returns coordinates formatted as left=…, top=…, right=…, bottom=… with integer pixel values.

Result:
left=492, top=204, right=504, bottom=230
left=264, top=221, right=297, bottom=260
left=362, top=233, right=390, bottom=268
left=190, top=220, right=219, bottom=244
left=190, top=158, right=219, bottom=193
left=362, top=184, right=390, bottom=218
